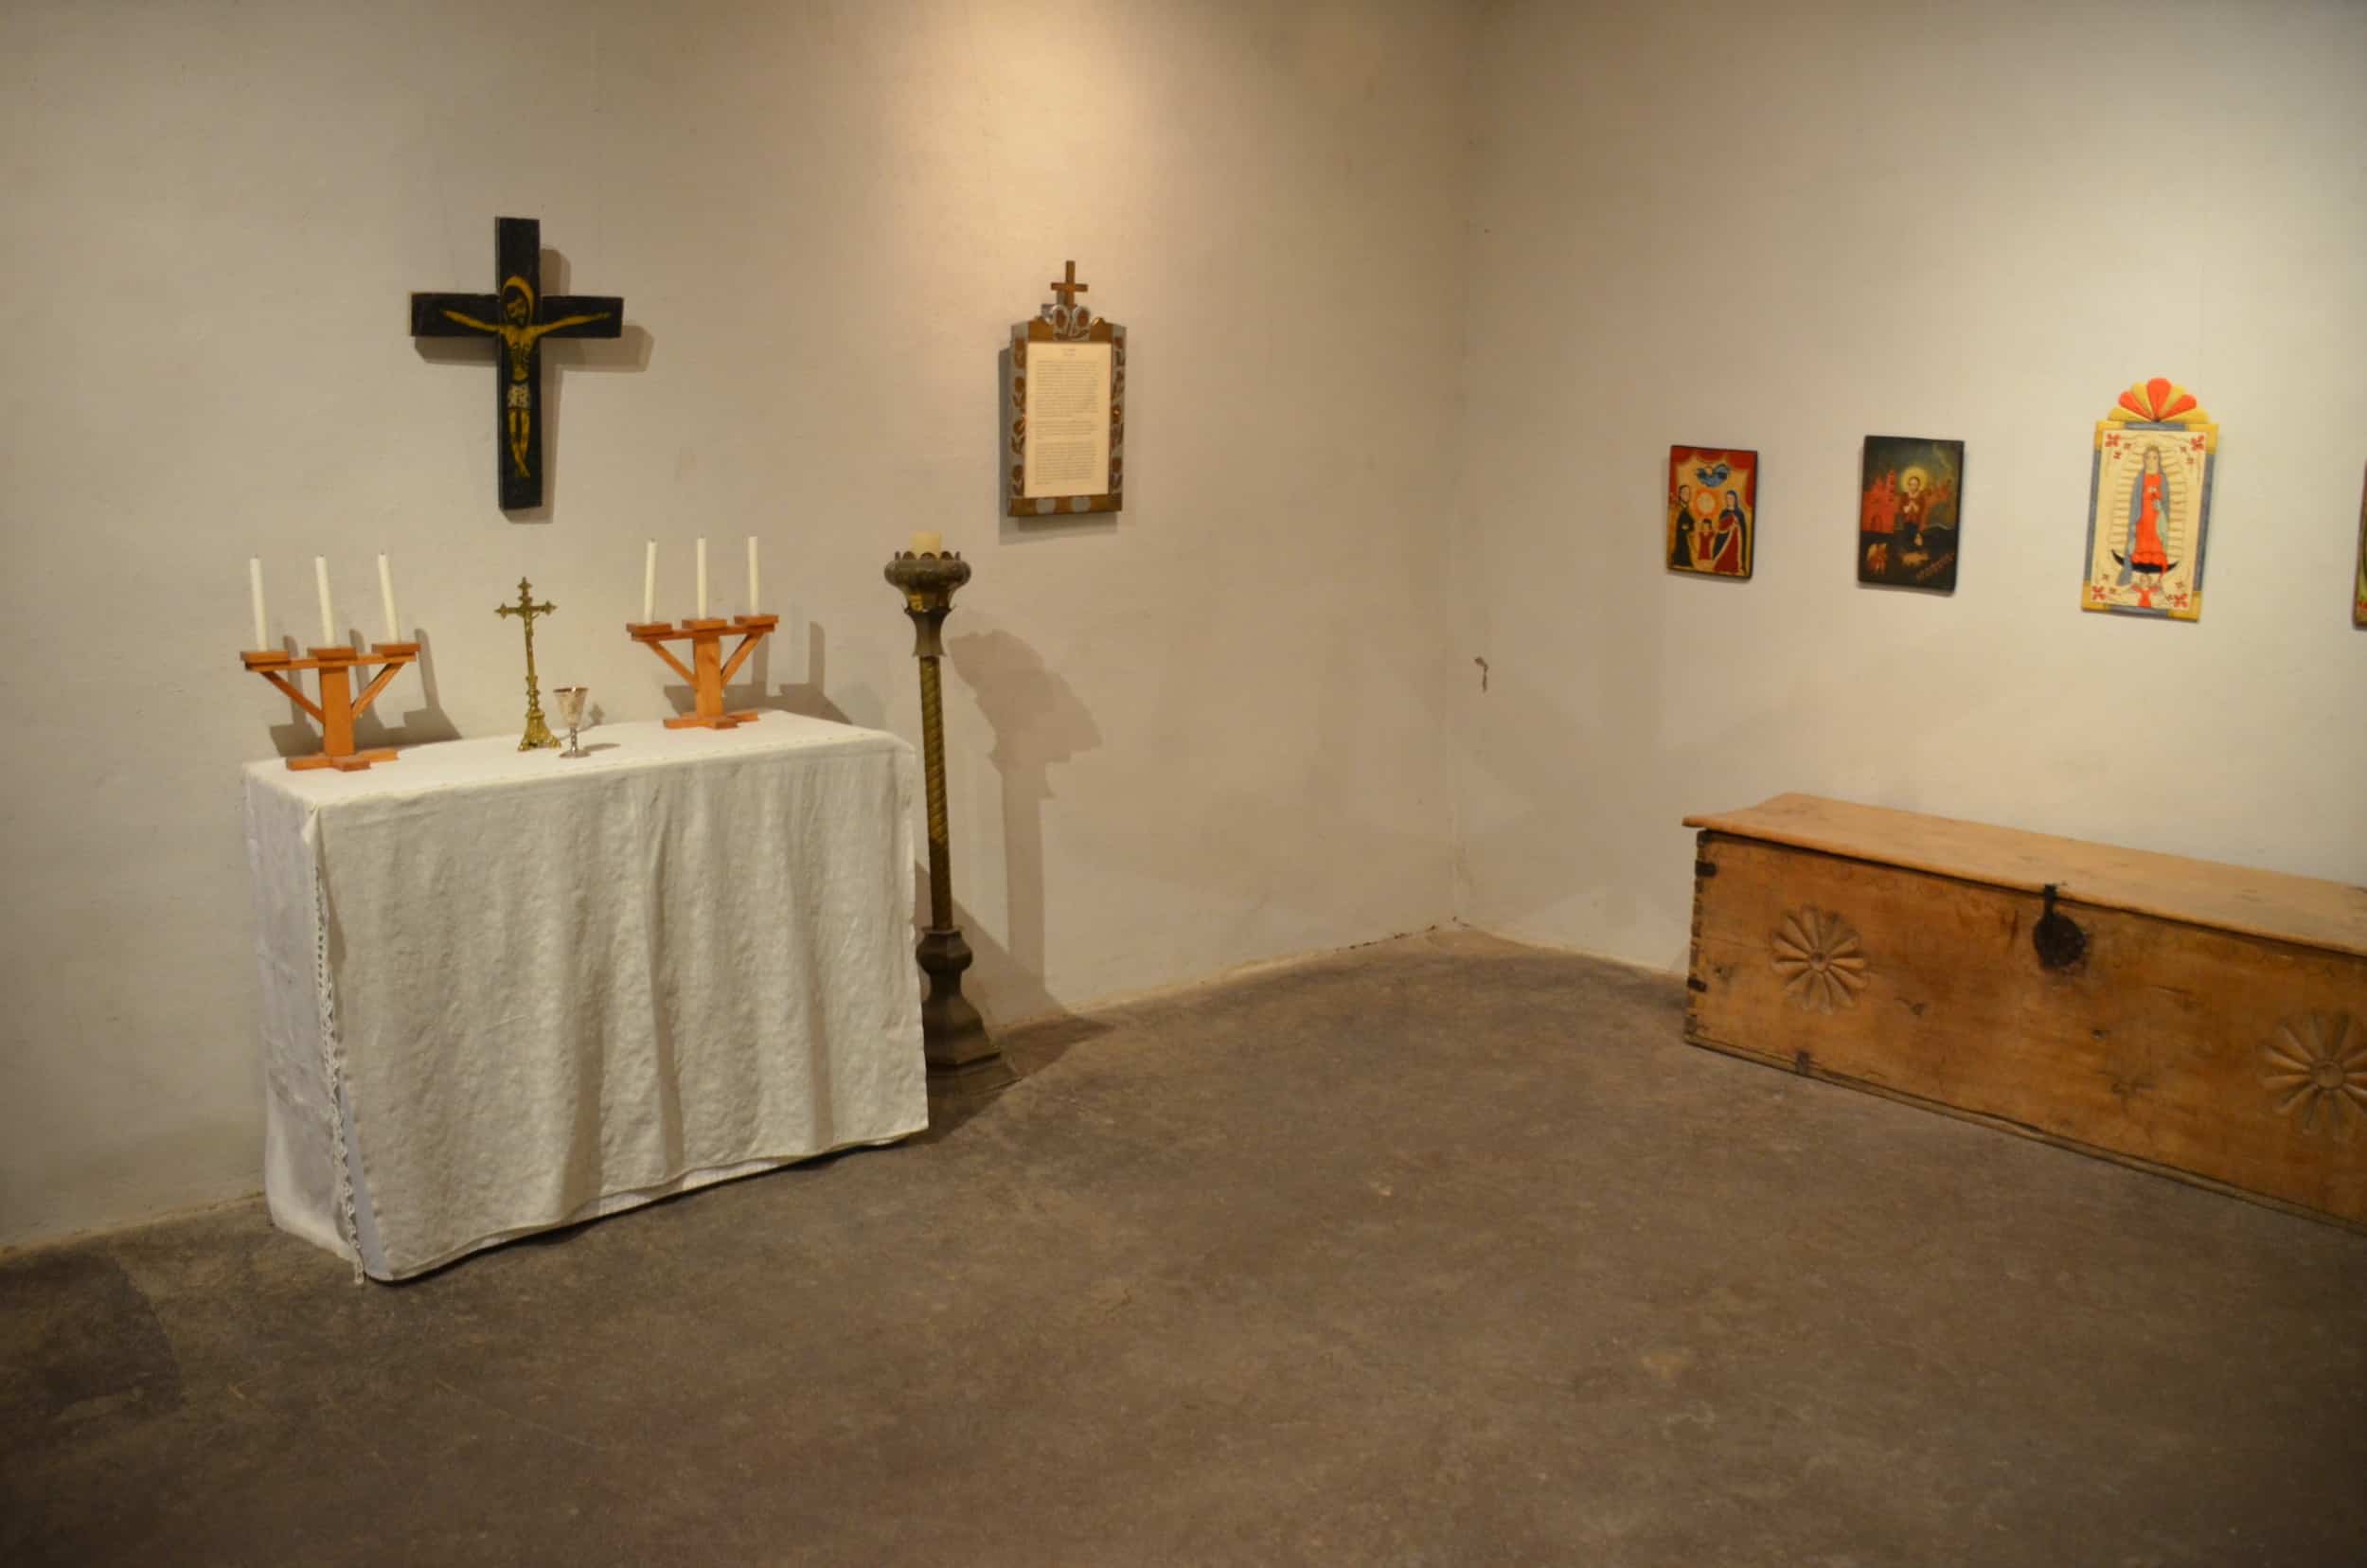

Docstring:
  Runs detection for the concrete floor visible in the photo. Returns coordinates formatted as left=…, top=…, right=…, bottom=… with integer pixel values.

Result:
left=4, top=931, right=2363, bottom=1566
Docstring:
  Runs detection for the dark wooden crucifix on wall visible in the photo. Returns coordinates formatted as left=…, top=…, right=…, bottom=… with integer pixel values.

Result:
left=409, top=217, right=624, bottom=510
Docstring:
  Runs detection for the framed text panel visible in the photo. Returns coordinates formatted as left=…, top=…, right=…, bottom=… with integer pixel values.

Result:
left=1008, top=307, right=1125, bottom=516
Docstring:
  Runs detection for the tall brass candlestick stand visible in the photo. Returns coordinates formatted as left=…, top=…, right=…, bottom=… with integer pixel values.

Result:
left=885, top=546, right=1015, bottom=1096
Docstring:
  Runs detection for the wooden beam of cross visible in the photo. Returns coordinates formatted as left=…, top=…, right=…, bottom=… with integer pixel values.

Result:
left=1049, top=260, right=1088, bottom=309
left=410, top=217, right=624, bottom=510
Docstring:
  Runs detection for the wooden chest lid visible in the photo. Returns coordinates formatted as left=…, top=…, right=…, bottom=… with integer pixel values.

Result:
left=1683, top=793, right=2367, bottom=961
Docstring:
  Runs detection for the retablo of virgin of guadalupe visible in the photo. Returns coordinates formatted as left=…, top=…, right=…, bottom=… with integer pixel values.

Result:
left=2082, top=378, right=2216, bottom=622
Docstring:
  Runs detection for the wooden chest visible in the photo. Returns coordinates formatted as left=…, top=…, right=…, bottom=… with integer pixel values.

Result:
left=1683, top=794, right=2367, bottom=1232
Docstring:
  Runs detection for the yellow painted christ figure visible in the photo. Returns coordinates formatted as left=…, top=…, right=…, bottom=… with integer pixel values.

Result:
left=410, top=217, right=626, bottom=509
left=436, top=277, right=612, bottom=481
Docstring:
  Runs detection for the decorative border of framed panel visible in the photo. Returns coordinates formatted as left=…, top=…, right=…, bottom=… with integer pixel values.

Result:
left=1007, top=287, right=1125, bottom=517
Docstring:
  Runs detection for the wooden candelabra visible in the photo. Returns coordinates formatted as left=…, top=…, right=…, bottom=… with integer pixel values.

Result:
left=240, top=643, right=420, bottom=771
left=626, top=615, right=777, bottom=728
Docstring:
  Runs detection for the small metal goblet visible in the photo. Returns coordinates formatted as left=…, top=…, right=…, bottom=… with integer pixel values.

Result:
left=553, top=686, right=590, bottom=758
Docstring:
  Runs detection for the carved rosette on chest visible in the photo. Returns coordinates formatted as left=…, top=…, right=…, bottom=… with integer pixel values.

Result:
left=2263, top=1012, right=2366, bottom=1140
left=1771, top=907, right=1867, bottom=1013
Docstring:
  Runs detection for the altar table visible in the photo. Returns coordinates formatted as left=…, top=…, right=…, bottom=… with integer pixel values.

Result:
left=242, top=715, right=928, bottom=1280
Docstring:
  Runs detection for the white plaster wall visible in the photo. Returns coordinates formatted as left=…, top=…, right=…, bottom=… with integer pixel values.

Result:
left=1450, top=0, right=2367, bottom=971
left=0, top=0, right=1472, bottom=1245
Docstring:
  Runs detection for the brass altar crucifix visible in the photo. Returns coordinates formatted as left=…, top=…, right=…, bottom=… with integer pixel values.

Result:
left=495, top=579, right=560, bottom=750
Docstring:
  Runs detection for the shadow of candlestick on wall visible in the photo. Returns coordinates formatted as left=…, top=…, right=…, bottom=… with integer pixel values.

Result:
left=908, top=872, right=1072, bottom=1048
left=265, top=627, right=459, bottom=759
left=655, top=620, right=883, bottom=732
left=907, top=886, right=1114, bottom=1140
left=946, top=629, right=1102, bottom=1012
left=774, top=621, right=882, bottom=730
left=362, top=626, right=458, bottom=751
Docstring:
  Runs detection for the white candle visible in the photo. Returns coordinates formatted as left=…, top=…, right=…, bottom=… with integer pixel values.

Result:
left=910, top=530, right=943, bottom=555
left=642, top=540, right=657, bottom=623
left=248, top=557, right=269, bottom=650
left=313, top=556, right=336, bottom=648
left=746, top=535, right=760, bottom=612
left=377, top=552, right=400, bottom=643
left=696, top=537, right=708, bottom=617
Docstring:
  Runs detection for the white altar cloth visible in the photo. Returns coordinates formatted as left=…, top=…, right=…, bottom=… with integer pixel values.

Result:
left=242, top=715, right=927, bottom=1280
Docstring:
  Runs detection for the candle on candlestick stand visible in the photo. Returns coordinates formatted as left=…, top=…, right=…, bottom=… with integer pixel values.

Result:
left=910, top=530, right=943, bottom=555
left=248, top=557, right=269, bottom=650
left=747, top=536, right=759, bottom=612
left=697, top=537, right=709, bottom=618
left=313, top=557, right=336, bottom=648
left=643, top=540, right=657, bottom=623
left=377, top=553, right=400, bottom=644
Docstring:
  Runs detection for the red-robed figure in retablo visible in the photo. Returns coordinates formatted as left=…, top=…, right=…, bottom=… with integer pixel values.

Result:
left=2129, top=465, right=2170, bottom=571
left=1862, top=471, right=1897, bottom=535
left=1699, top=490, right=1747, bottom=574
left=2112, top=446, right=2176, bottom=608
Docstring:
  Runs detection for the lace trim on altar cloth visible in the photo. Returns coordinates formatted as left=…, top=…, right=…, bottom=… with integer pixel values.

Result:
left=307, top=830, right=364, bottom=1285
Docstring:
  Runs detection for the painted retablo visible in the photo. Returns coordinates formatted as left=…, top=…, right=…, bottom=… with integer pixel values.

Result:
left=2354, top=465, right=2366, bottom=627
left=2083, top=378, right=2216, bottom=620
left=1859, top=437, right=1964, bottom=592
left=1666, top=446, right=1756, bottom=579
